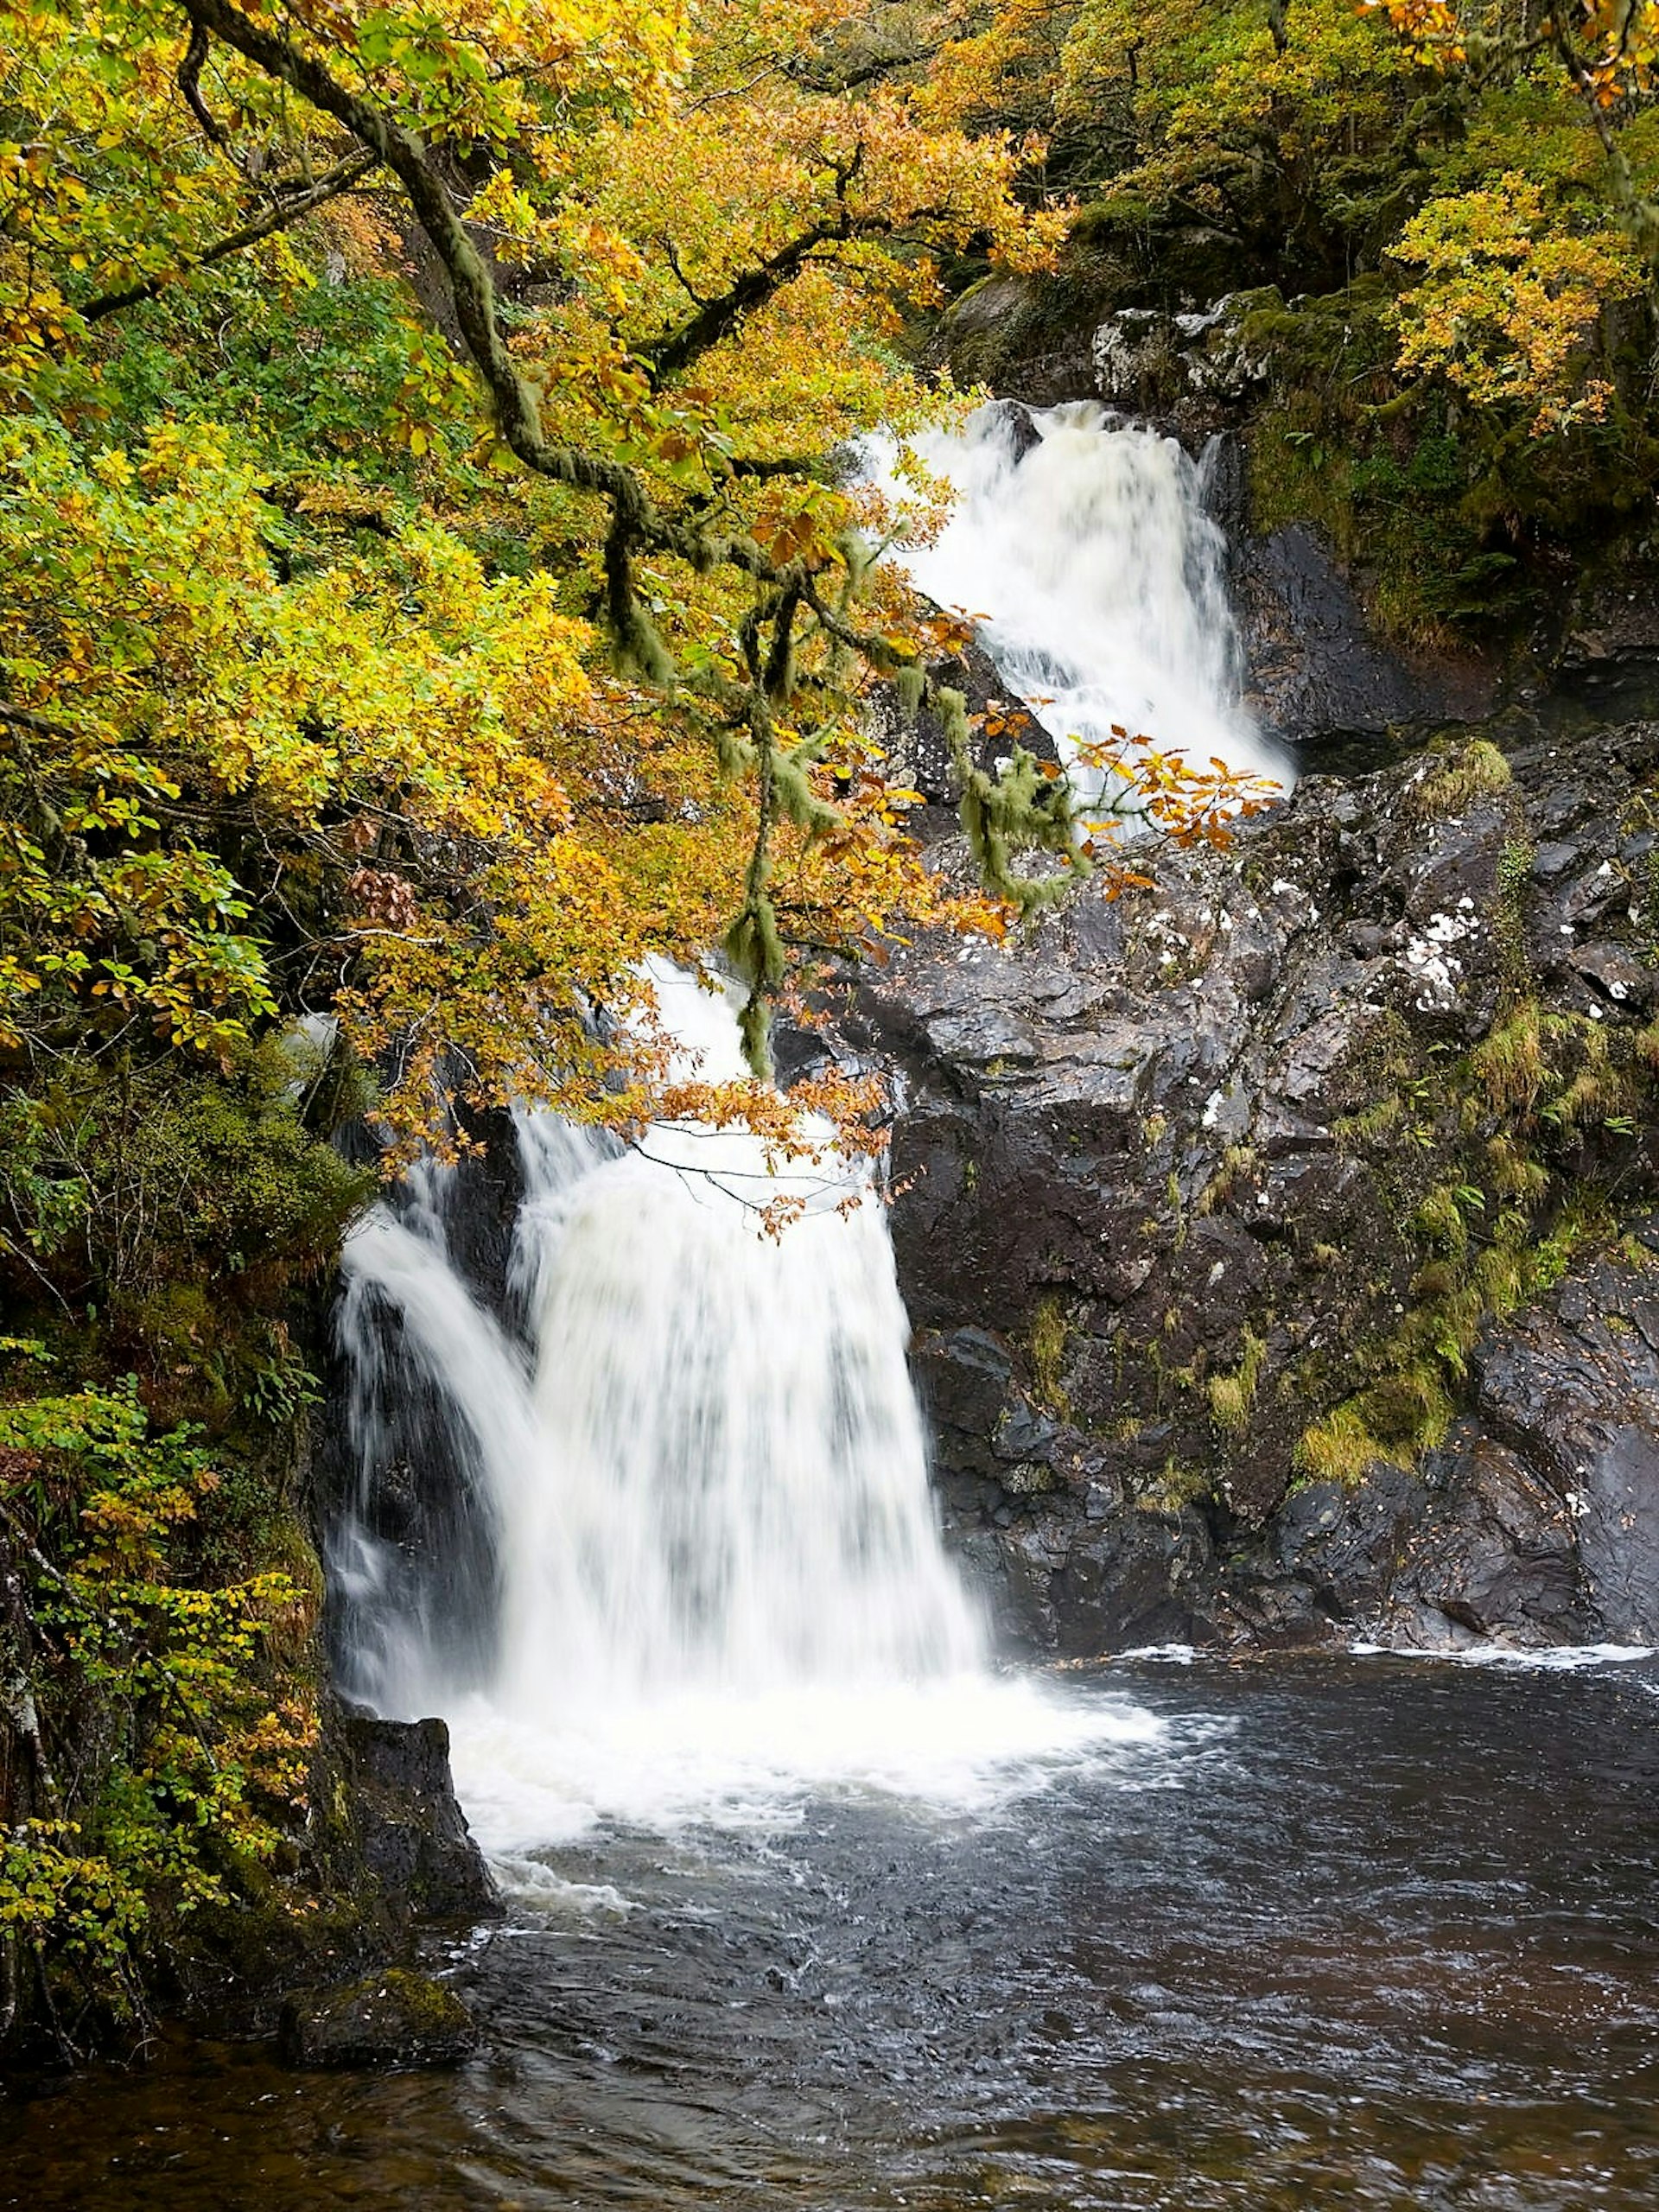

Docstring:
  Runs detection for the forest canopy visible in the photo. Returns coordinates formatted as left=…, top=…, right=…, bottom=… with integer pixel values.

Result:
left=5, top=1, right=1656, bottom=1155
left=0, top=0, right=1091, bottom=1160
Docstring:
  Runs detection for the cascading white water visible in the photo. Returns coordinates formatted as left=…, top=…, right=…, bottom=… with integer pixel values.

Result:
left=336, top=402, right=1268, bottom=1859
left=488, top=970, right=984, bottom=1710
left=868, top=400, right=1290, bottom=798
left=335, top=967, right=1147, bottom=1861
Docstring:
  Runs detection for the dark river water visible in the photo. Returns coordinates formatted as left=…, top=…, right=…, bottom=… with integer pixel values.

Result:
left=5, top=1651, right=1658, bottom=2210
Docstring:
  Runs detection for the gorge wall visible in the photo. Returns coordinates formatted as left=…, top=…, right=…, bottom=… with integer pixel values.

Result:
left=841, top=567, right=1659, bottom=1656
left=798, top=270, right=1659, bottom=1662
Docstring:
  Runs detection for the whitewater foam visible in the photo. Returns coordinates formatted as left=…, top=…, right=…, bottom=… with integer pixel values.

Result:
left=1349, top=1640, right=1655, bottom=1671
left=866, top=400, right=1289, bottom=804
left=449, top=1675, right=1166, bottom=1862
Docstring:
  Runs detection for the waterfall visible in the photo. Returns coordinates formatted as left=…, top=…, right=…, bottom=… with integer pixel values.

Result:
left=334, top=969, right=1138, bottom=1857
left=329, top=404, right=1255, bottom=1856
left=339, top=967, right=980, bottom=1715
left=868, top=399, right=1289, bottom=798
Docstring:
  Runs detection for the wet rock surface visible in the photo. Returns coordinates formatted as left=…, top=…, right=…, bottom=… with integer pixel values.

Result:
left=1386, top=1226, right=1659, bottom=1647
left=279, top=1967, right=480, bottom=2070
left=1237, top=523, right=1501, bottom=763
left=837, top=721, right=1659, bottom=1655
left=329, top=1703, right=502, bottom=1924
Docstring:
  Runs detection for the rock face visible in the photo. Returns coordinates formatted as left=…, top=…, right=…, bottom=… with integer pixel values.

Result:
left=327, top=1702, right=501, bottom=1924
left=1236, top=523, right=1501, bottom=765
left=1222, top=1222, right=1659, bottom=1650
left=836, top=721, right=1659, bottom=1655
left=1386, top=1227, right=1659, bottom=1647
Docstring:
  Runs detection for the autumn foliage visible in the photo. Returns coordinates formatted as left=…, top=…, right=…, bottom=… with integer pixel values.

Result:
left=0, top=0, right=1063, bottom=1148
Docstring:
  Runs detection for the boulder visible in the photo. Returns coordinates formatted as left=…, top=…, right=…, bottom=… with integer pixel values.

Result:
left=280, top=1968, right=480, bottom=2070
left=327, top=1704, right=502, bottom=1923
left=1093, top=296, right=1274, bottom=415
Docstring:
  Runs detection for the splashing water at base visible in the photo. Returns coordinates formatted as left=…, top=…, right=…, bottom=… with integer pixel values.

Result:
left=867, top=400, right=1291, bottom=798
left=335, top=966, right=1157, bottom=1864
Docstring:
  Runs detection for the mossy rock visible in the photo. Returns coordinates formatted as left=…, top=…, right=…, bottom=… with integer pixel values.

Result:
left=278, top=1968, right=480, bottom=2070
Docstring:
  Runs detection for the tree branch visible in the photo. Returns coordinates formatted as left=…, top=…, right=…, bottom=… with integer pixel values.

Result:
left=177, top=22, right=231, bottom=149
left=782, top=42, right=942, bottom=97
left=1546, top=14, right=1659, bottom=259
left=178, top=1, right=639, bottom=498
left=0, top=702, right=87, bottom=744
left=644, top=218, right=850, bottom=385
left=80, top=149, right=381, bottom=322
left=643, top=146, right=880, bottom=385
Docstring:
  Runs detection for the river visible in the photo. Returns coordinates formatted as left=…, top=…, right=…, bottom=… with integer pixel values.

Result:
left=5, top=1649, right=1658, bottom=2209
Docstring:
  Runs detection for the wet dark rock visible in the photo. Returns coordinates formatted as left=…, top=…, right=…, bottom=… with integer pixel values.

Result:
left=832, top=721, right=1659, bottom=1655
left=1379, top=1227, right=1659, bottom=1647
left=982, top=395, right=1042, bottom=464
left=1238, top=524, right=1500, bottom=762
left=279, top=1968, right=480, bottom=2070
left=328, top=1704, right=502, bottom=1923
left=312, top=1109, right=534, bottom=1700
left=1382, top=1436, right=1586, bottom=1649
left=1238, top=1464, right=1430, bottom=1641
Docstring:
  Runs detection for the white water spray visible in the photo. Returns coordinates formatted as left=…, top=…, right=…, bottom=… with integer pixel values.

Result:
left=335, top=968, right=1151, bottom=1859
left=869, top=400, right=1288, bottom=796
left=490, top=970, right=984, bottom=1711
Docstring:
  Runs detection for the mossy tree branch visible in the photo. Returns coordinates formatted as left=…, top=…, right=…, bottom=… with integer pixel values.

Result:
left=173, top=0, right=1093, bottom=1073
left=81, top=149, right=382, bottom=323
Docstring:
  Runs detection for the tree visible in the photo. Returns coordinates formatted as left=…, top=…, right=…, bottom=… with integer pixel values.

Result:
left=1366, top=3, right=1659, bottom=263
left=0, top=0, right=1090, bottom=1141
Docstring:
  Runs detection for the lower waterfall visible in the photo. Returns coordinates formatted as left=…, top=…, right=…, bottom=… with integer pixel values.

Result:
left=334, top=968, right=1149, bottom=1862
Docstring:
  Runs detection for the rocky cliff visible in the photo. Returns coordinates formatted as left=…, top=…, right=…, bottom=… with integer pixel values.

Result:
left=837, top=712, right=1659, bottom=1656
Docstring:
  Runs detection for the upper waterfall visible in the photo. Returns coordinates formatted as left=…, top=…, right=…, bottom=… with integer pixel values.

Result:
left=868, top=400, right=1289, bottom=798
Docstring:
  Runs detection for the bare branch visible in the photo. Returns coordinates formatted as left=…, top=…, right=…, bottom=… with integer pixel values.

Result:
left=177, top=22, right=231, bottom=149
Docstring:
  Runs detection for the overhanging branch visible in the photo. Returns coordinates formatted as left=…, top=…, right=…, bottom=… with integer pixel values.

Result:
left=81, top=149, right=382, bottom=322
